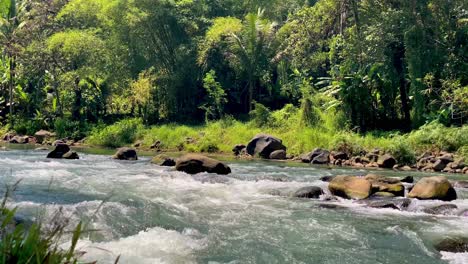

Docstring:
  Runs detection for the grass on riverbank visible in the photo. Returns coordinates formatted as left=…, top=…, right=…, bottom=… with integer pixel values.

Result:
left=85, top=106, right=468, bottom=164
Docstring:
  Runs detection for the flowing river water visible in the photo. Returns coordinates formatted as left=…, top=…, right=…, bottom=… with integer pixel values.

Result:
left=1, top=148, right=468, bottom=264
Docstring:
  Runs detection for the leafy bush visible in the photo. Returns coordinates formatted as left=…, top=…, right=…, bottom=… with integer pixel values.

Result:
left=249, top=102, right=272, bottom=127
left=54, top=118, right=89, bottom=140
left=88, top=118, right=144, bottom=148
left=384, top=139, right=416, bottom=165
left=12, top=118, right=42, bottom=136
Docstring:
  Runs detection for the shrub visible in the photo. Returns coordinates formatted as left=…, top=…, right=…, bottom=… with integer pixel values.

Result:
left=12, top=118, right=42, bottom=136
left=88, top=118, right=144, bottom=148
left=249, top=102, right=272, bottom=127
left=54, top=118, right=89, bottom=140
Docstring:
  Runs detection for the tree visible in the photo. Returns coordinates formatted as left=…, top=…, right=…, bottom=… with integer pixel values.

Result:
left=199, top=9, right=276, bottom=112
left=200, top=70, right=227, bottom=121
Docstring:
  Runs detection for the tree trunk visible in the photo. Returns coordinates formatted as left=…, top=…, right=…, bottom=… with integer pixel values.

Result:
left=72, top=77, right=82, bottom=121
left=8, top=57, right=15, bottom=125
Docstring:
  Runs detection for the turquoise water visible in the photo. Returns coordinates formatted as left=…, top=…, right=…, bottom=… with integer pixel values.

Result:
left=1, top=148, right=467, bottom=264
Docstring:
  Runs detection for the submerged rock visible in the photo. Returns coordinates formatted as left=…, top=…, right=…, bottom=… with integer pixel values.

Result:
left=62, top=151, right=79, bottom=160
left=246, top=134, right=286, bottom=159
left=293, top=186, right=324, bottom=199
left=365, top=174, right=405, bottom=197
left=320, top=175, right=336, bottom=182
left=328, top=175, right=372, bottom=200
left=360, top=198, right=412, bottom=210
left=151, top=155, right=176, bottom=167
left=113, top=147, right=138, bottom=160
left=408, top=176, right=457, bottom=201
left=434, top=237, right=468, bottom=253
left=400, top=176, right=414, bottom=183
left=232, top=144, right=246, bottom=156
left=176, top=154, right=231, bottom=175
left=423, top=204, right=458, bottom=215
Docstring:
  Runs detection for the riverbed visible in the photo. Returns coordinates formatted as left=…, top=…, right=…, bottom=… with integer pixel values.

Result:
left=1, top=148, right=467, bottom=264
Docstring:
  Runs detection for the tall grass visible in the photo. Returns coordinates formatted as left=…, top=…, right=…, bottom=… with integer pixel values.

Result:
left=86, top=106, right=468, bottom=163
left=0, top=182, right=83, bottom=263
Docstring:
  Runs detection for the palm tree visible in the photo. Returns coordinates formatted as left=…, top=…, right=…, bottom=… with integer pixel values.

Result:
left=199, top=9, right=276, bottom=112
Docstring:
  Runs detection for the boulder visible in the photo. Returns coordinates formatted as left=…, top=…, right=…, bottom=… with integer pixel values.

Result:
left=133, top=141, right=143, bottom=148
left=151, top=155, right=176, bottom=167
left=246, top=134, right=286, bottom=159
left=312, top=150, right=330, bottom=164
left=408, top=176, right=457, bottom=201
left=9, top=135, right=30, bottom=144
left=438, top=153, right=454, bottom=163
left=432, top=159, right=447, bottom=171
left=328, top=175, right=372, bottom=200
left=293, top=186, right=324, bottom=199
left=269, top=149, right=287, bottom=160
left=331, top=151, right=348, bottom=160
left=176, top=154, right=231, bottom=175
left=434, top=237, right=468, bottom=253
left=400, top=176, right=414, bottom=183
left=320, top=175, right=336, bottom=182
left=2, top=132, right=16, bottom=141
left=364, top=174, right=405, bottom=197
left=112, top=148, right=138, bottom=160
left=232, top=144, right=246, bottom=156
left=301, top=148, right=328, bottom=163
left=34, top=130, right=55, bottom=144
left=377, top=154, right=397, bottom=168
left=47, top=143, right=74, bottom=159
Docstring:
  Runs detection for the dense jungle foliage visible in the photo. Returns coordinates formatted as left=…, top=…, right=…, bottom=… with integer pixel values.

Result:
left=0, top=0, right=466, bottom=137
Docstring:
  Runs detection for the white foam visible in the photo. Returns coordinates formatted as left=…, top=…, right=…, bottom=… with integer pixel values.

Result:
left=441, top=252, right=468, bottom=264
left=74, top=227, right=207, bottom=264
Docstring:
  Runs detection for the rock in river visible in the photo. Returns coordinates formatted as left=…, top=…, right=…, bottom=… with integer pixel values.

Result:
left=176, top=154, right=231, bottom=175
left=113, top=147, right=138, bottom=160
left=293, top=186, right=324, bottom=199
left=434, top=237, right=468, bottom=253
left=328, top=175, right=372, bottom=200
left=408, top=176, right=457, bottom=201
left=246, top=134, right=286, bottom=159
left=47, top=143, right=79, bottom=159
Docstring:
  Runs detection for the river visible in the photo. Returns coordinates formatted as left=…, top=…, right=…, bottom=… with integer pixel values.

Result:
left=1, top=148, right=467, bottom=264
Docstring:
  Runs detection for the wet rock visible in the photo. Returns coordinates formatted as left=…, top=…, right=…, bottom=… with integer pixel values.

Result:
left=361, top=198, right=412, bottom=210
left=53, top=140, right=66, bottom=146
left=151, top=155, right=176, bottom=166
left=365, top=174, right=405, bottom=197
left=320, top=175, right=336, bottom=182
left=46, top=143, right=69, bottom=158
left=434, top=237, right=468, bottom=253
left=293, top=186, right=324, bottom=199
left=331, top=151, right=348, bottom=160
left=408, top=176, right=457, bottom=201
left=377, top=154, right=397, bottom=168
left=112, top=147, right=138, bottom=160
left=62, top=151, right=79, bottom=160
left=9, top=135, right=31, bottom=144
left=328, top=175, right=372, bottom=200
left=246, top=134, right=286, bottom=159
left=133, top=141, right=143, bottom=148
left=432, top=159, right=447, bottom=171
left=269, top=149, right=287, bottom=160
left=312, top=150, right=330, bottom=164
left=301, top=148, right=327, bottom=163
left=176, top=154, right=231, bottom=175
left=372, top=192, right=396, bottom=198
left=423, top=204, right=458, bottom=215
left=34, top=130, right=55, bottom=144
left=438, top=153, right=454, bottom=163
left=232, top=144, right=246, bottom=156
left=400, top=176, right=414, bottom=183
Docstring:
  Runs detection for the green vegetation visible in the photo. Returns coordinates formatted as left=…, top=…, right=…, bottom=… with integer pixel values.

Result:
left=86, top=105, right=468, bottom=163
left=0, top=183, right=83, bottom=263
left=0, top=0, right=466, bottom=159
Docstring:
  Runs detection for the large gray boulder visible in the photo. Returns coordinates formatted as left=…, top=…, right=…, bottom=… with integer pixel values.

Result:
left=176, top=154, right=231, bottom=175
left=112, top=147, right=138, bottom=160
left=246, top=134, right=286, bottom=159
left=301, top=148, right=329, bottom=164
